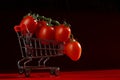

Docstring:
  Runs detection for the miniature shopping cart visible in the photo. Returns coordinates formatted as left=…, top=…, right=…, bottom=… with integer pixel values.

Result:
left=14, top=26, right=64, bottom=77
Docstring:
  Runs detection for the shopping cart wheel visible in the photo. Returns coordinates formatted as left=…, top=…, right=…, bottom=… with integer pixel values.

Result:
left=19, top=68, right=24, bottom=74
left=50, top=67, right=60, bottom=76
left=24, top=68, right=31, bottom=77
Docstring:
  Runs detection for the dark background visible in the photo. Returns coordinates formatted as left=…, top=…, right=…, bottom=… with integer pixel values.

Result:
left=0, top=0, right=120, bottom=73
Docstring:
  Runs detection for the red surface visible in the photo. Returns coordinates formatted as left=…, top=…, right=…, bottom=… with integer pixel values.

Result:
left=0, top=69, right=120, bottom=80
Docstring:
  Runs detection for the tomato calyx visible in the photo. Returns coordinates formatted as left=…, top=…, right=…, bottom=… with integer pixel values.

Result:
left=64, top=34, right=76, bottom=45
left=51, top=20, right=60, bottom=26
left=23, top=13, right=38, bottom=21
left=63, top=21, right=71, bottom=28
left=37, top=15, right=45, bottom=21
left=37, top=16, right=52, bottom=26
left=70, top=34, right=77, bottom=41
left=45, top=18, right=53, bottom=26
left=37, top=16, right=60, bottom=27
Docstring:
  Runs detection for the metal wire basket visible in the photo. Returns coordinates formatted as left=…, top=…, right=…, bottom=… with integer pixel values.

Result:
left=15, top=30, right=64, bottom=77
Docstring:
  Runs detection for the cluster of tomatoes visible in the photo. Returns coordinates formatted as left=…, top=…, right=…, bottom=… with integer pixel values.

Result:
left=14, top=13, right=82, bottom=61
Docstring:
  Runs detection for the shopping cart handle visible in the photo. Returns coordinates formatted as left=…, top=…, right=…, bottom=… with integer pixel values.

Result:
left=14, top=25, right=21, bottom=32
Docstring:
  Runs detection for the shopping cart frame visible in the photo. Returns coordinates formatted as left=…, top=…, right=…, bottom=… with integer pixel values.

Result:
left=15, top=31, right=64, bottom=77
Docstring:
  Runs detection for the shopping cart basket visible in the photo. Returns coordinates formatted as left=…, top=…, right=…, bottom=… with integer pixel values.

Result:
left=14, top=26, right=64, bottom=77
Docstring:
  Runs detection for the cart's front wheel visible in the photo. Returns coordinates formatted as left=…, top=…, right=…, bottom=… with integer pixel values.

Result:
left=19, top=68, right=24, bottom=74
left=24, top=68, right=31, bottom=77
left=50, top=67, right=60, bottom=76
left=55, top=67, right=60, bottom=76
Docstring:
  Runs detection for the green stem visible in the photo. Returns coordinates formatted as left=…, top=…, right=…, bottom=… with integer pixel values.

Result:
left=51, top=20, right=60, bottom=26
left=63, top=21, right=71, bottom=27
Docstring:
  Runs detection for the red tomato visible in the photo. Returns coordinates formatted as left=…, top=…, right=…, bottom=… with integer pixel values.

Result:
left=37, top=20, right=47, bottom=28
left=55, top=24, right=71, bottom=42
left=37, top=25, right=55, bottom=44
left=20, top=15, right=37, bottom=35
left=35, top=20, right=47, bottom=38
left=64, top=41, right=82, bottom=61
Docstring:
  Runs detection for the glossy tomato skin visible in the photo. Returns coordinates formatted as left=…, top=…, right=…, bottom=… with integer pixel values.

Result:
left=37, top=20, right=47, bottom=28
left=64, top=41, right=82, bottom=61
left=37, top=26, right=55, bottom=44
left=35, top=20, right=47, bottom=38
left=20, top=16, right=37, bottom=35
left=55, top=24, right=71, bottom=42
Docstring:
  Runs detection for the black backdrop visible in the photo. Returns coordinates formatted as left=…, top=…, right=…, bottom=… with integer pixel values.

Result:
left=0, top=0, right=120, bottom=73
